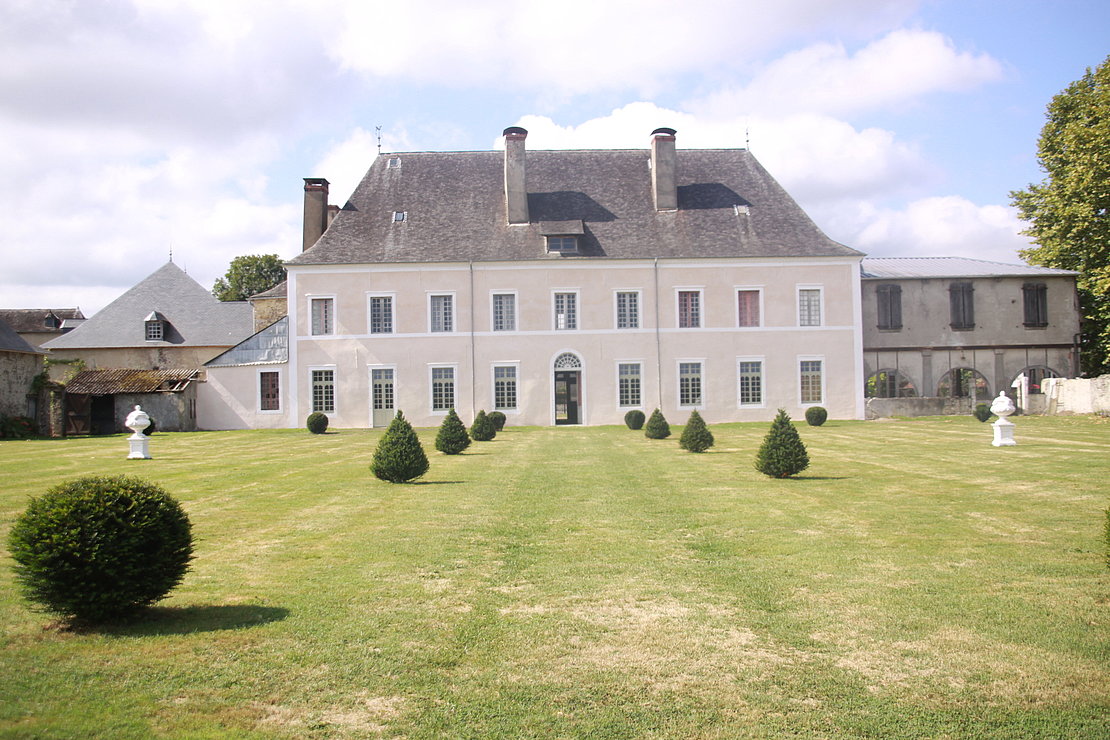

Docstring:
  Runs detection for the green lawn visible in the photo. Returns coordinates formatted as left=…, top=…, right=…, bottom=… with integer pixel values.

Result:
left=1, top=416, right=1108, bottom=739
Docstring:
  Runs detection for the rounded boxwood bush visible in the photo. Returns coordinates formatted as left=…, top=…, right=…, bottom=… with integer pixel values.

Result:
left=469, top=410, right=496, bottom=442
left=8, top=475, right=194, bottom=624
left=371, top=411, right=429, bottom=483
left=644, top=409, right=671, bottom=439
left=679, top=410, right=714, bottom=453
left=624, top=409, right=646, bottom=430
left=306, top=411, right=329, bottom=434
left=973, top=403, right=993, bottom=422
left=755, top=409, right=810, bottom=478
left=487, top=411, right=507, bottom=432
left=804, top=406, right=828, bottom=427
left=435, top=408, right=471, bottom=455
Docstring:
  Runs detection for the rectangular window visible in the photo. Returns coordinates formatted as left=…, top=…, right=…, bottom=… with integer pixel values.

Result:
left=798, top=288, right=822, bottom=326
left=616, top=291, right=639, bottom=329
left=737, top=289, right=761, bottom=327
left=493, top=365, right=517, bottom=410
left=679, top=362, right=702, bottom=406
left=1023, top=282, right=1048, bottom=327
left=949, top=282, right=975, bottom=330
left=311, top=369, right=334, bottom=413
left=371, top=368, right=394, bottom=411
left=738, top=360, right=763, bottom=406
left=554, top=292, right=577, bottom=330
left=547, top=236, right=578, bottom=253
left=369, top=295, right=393, bottom=334
left=145, top=321, right=163, bottom=341
left=618, top=363, right=641, bottom=407
left=431, top=366, right=455, bottom=411
left=260, top=371, right=280, bottom=412
left=492, top=293, right=516, bottom=332
left=800, top=360, right=823, bottom=405
left=310, top=297, right=334, bottom=336
left=876, top=284, right=903, bottom=330
left=430, top=294, right=453, bottom=333
left=678, top=290, right=701, bottom=328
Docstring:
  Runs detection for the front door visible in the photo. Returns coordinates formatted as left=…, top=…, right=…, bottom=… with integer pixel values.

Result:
left=554, top=371, right=580, bottom=425
left=371, top=368, right=394, bottom=427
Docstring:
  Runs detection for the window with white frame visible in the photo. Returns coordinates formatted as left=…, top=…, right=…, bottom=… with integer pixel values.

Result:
left=737, top=359, right=763, bottom=406
left=145, top=319, right=164, bottom=341
left=431, top=366, right=455, bottom=411
left=737, top=289, right=761, bottom=327
left=618, top=362, right=642, bottom=407
left=678, top=290, right=701, bottom=328
left=369, top=295, right=393, bottom=334
left=799, top=359, right=823, bottom=405
left=616, top=291, right=640, bottom=329
left=492, top=293, right=516, bottom=332
left=554, top=292, right=577, bottom=330
left=679, top=361, right=703, bottom=406
left=493, top=365, right=517, bottom=410
left=310, top=297, right=334, bottom=336
left=311, top=368, right=334, bottom=413
left=259, top=371, right=280, bottom=412
left=798, top=287, right=822, bottom=327
left=430, top=294, right=453, bottom=333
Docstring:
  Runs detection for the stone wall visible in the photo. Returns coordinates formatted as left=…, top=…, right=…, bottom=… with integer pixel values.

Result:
left=1043, top=374, right=1110, bottom=415
left=0, top=351, right=42, bottom=418
left=865, top=396, right=977, bottom=419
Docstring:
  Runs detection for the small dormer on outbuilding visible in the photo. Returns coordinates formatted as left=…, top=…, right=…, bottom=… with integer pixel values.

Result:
left=144, top=311, right=167, bottom=342
left=540, top=220, right=585, bottom=255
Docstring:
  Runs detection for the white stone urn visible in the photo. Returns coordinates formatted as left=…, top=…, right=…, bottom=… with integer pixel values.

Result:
left=989, top=392, right=1016, bottom=447
left=125, top=405, right=152, bottom=459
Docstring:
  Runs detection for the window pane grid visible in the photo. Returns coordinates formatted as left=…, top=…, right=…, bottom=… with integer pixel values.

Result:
left=311, top=369, right=334, bottom=413
left=617, top=292, right=639, bottom=329
left=370, top=297, right=393, bottom=334
left=431, top=367, right=454, bottom=411
left=430, top=295, right=453, bottom=332
left=618, top=363, right=641, bottom=407
left=260, top=372, right=280, bottom=411
left=799, top=289, right=821, bottom=326
left=493, top=294, right=515, bottom=331
left=800, top=360, right=822, bottom=404
left=737, top=290, right=760, bottom=327
left=372, top=368, right=393, bottom=410
left=738, top=361, right=762, bottom=405
left=679, top=362, right=702, bottom=406
left=311, top=298, right=333, bottom=335
left=555, top=293, right=577, bottom=330
left=678, top=291, right=700, bottom=328
left=494, top=366, right=517, bottom=410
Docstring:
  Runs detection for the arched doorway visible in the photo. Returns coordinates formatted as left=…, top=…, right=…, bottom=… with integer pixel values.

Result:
left=1015, top=365, right=1060, bottom=394
left=553, top=352, right=583, bottom=425
left=937, top=368, right=990, bottom=399
left=865, top=369, right=918, bottom=398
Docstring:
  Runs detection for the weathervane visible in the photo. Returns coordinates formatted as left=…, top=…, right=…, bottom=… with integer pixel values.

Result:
left=376, top=125, right=382, bottom=155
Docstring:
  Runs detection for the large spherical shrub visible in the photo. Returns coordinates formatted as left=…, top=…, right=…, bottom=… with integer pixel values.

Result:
left=804, top=406, right=828, bottom=427
left=624, top=410, right=646, bottom=430
left=8, top=475, right=194, bottom=623
left=306, top=411, right=329, bottom=434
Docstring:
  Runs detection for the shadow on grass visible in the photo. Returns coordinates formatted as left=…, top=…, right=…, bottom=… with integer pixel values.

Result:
left=409, top=480, right=466, bottom=486
left=94, top=604, right=290, bottom=637
left=780, top=475, right=848, bottom=481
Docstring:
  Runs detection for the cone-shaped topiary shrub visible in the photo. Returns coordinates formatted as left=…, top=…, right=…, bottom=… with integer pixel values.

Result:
left=435, top=408, right=471, bottom=455
left=487, top=411, right=507, bottom=432
left=371, top=411, right=429, bottom=483
left=624, top=409, right=646, bottom=430
left=679, top=409, right=714, bottom=453
left=644, top=408, right=671, bottom=439
left=804, top=406, right=828, bottom=427
left=469, top=410, right=496, bottom=441
left=973, top=403, right=993, bottom=422
left=755, top=409, right=810, bottom=478
left=8, top=475, right=193, bottom=624
left=306, top=411, right=329, bottom=434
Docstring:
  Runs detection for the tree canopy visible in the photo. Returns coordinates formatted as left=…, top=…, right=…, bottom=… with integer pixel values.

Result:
left=212, top=254, right=286, bottom=302
left=1011, top=56, right=1110, bottom=375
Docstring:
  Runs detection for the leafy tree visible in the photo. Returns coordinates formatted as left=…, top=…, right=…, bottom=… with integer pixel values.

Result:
left=679, top=409, right=714, bottom=453
left=212, top=254, right=286, bottom=302
left=644, top=408, right=670, bottom=439
left=755, top=409, right=809, bottom=478
left=435, top=409, right=471, bottom=454
left=371, top=411, right=429, bottom=483
left=469, top=410, right=496, bottom=442
left=1011, top=56, right=1110, bottom=375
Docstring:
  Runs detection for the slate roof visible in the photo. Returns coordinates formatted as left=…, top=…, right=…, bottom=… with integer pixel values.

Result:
left=250, top=280, right=287, bottom=300
left=65, top=368, right=197, bottom=395
left=43, top=262, right=254, bottom=350
left=206, top=317, right=288, bottom=367
left=861, top=257, right=1079, bottom=279
left=289, top=147, right=860, bottom=267
left=0, top=316, right=43, bottom=355
left=0, top=308, right=85, bottom=334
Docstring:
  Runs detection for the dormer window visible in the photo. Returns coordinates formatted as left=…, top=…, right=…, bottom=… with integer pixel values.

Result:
left=43, top=312, right=61, bottom=329
left=387, top=157, right=401, bottom=168
left=546, top=236, right=578, bottom=253
left=144, top=311, right=166, bottom=341
left=392, top=211, right=407, bottom=223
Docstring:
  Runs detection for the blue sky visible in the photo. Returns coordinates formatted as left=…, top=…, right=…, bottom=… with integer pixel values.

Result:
left=1, top=0, right=1107, bottom=315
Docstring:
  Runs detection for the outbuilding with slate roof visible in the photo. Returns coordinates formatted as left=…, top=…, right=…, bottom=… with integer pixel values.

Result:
left=223, top=127, right=864, bottom=430
left=0, top=316, right=44, bottom=423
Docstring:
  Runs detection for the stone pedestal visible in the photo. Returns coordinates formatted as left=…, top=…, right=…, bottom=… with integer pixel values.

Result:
left=124, top=405, right=152, bottom=460
left=989, top=391, right=1016, bottom=447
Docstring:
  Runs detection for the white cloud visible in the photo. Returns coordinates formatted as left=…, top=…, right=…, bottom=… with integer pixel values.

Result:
left=692, top=29, right=1004, bottom=117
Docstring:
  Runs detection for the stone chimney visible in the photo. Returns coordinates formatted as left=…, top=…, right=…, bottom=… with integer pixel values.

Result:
left=303, top=178, right=330, bottom=251
left=650, top=128, right=678, bottom=212
left=503, top=127, right=529, bottom=225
